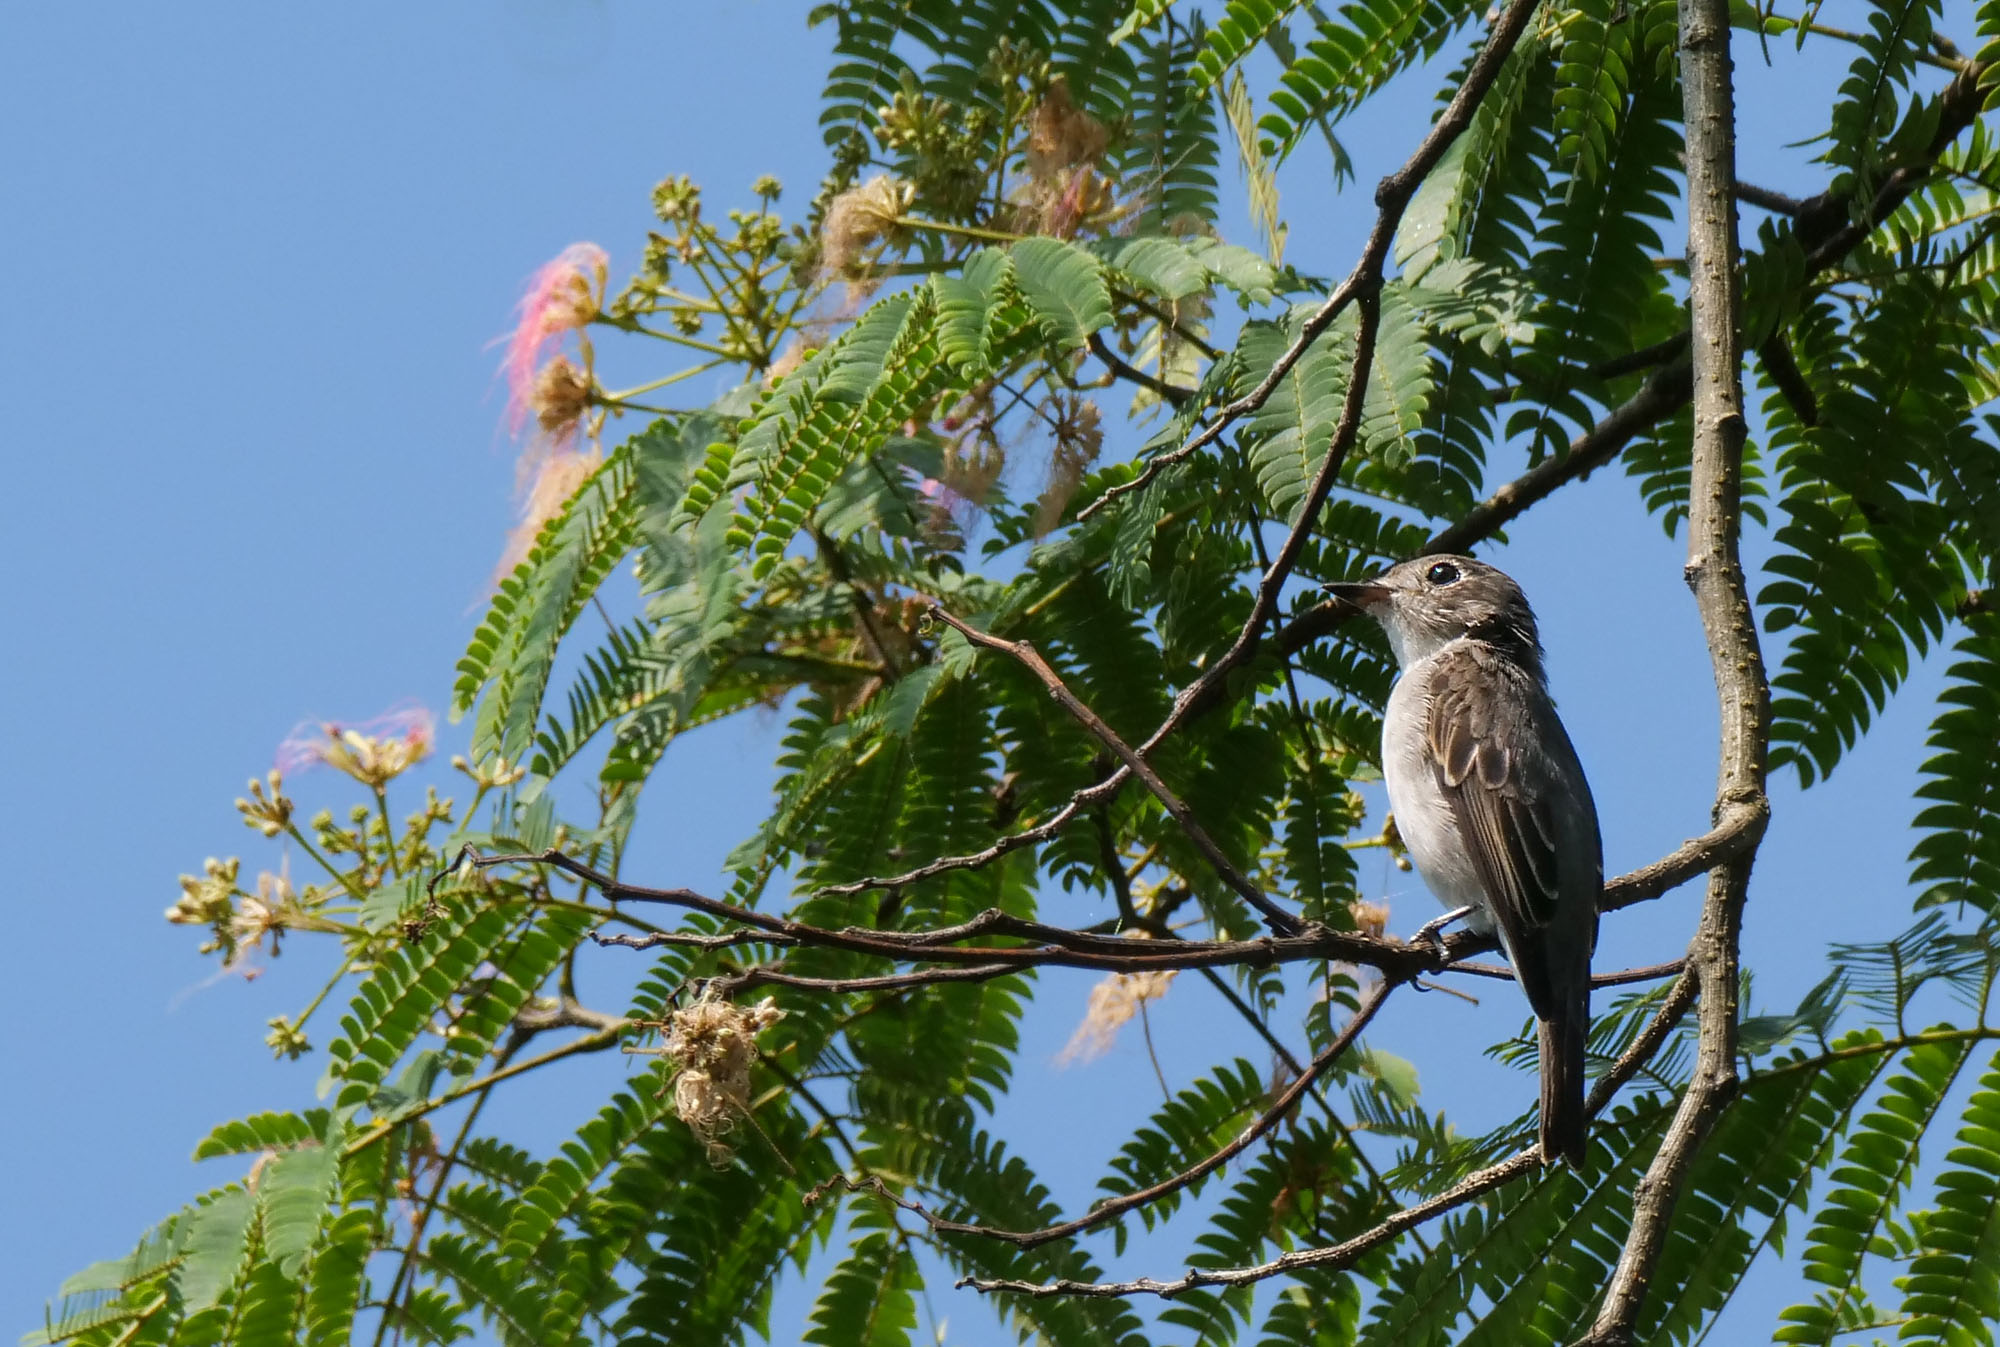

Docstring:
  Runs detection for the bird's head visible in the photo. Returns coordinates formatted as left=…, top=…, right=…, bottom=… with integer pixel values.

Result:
left=1324, top=554, right=1543, bottom=671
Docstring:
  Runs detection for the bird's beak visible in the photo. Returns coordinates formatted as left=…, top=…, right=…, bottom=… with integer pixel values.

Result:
left=1323, top=580, right=1393, bottom=609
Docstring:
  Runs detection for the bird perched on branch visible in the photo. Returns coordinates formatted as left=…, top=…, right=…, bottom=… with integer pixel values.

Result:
left=1326, top=555, right=1601, bottom=1167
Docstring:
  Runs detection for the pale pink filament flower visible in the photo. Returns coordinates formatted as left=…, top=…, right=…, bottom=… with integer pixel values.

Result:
left=276, top=705, right=437, bottom=788
left=502, top=243, right=609, bottom=436
left=494, top=444, right=603, bottom=581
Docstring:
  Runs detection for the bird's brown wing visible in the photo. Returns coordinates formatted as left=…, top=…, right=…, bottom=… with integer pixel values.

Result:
left=1424, top=642, right=1592, bottom=1018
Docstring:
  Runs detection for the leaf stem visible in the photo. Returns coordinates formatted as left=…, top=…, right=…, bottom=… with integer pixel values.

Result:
left=342, top=1024, right=623, bottom=1157
left=599, top=358, right=729, bottom=403
left=285, top=822, right=373, bottom=906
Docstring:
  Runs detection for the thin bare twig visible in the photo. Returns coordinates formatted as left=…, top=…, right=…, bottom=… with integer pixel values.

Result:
left=958, top=970, right=1700, bottom=1298
left=1088, top=332, right=1192, bottom=406
left=1734, top=180, right=1806, bottom=215
left=448, top=794, right=1749, bottom=990
left=715, top=961, right=1022, bottom=996
left=928, top=603, right=1305, bottom=936
left=447, top=845, right=1423, bottom=975
left=816, top=979, right=1394, bottom=1250
left=1757, top=331, right=1819, bottom=426
left=1077, top=0, right=1547, bottom=521
left=1445, top=958, right=1688, bottom=989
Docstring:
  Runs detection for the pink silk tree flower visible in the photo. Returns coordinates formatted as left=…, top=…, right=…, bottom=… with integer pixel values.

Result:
left=494, top=443, right=603, bottom=581
left=276, top=705, right=436, bottom=789
left=502, top=243, right=609, bottom=437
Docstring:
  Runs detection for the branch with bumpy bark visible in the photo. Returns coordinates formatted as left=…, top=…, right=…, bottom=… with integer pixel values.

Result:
left=957, top=970, right=1701, bottom=1298
left=441, top=843, right=1718, bottom=986
left=1577, top=0, right=1772, bottom=1337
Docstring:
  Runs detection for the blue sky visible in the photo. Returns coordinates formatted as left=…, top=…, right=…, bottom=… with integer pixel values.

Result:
left=0, top=1, right=1975, bottom=1340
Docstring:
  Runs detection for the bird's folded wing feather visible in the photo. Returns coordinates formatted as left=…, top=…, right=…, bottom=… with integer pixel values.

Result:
left=1425, top=643, right=1574, bottom=1015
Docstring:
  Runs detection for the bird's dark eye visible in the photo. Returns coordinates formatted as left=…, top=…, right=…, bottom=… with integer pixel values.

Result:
left=1426, top=561, right=1461, bottom=586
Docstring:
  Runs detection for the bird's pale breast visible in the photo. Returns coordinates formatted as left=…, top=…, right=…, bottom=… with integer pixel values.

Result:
left=1382, top=643, right=1499, bottom=935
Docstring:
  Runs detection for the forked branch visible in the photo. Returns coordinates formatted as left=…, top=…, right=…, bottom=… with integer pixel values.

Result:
left=1577, top=0, right=1773, bottom=1335
left=928, top=603, right=1305, bottom=936
left=441, top=817, right=1753, bottom=989
left=809, top=978, right=1395, bottom=1250
left=957, top=971, right=1701, bottom=1298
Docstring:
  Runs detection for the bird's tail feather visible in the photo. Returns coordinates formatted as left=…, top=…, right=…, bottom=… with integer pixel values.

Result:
left=1538, top=1004, right=1589, bottom=1168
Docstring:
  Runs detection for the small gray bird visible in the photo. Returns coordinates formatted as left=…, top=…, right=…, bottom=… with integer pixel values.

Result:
left=1327, top=555, right=1601, bottom=1167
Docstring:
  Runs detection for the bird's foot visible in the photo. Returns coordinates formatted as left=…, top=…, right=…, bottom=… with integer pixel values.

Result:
left=1409, top=905, right=1475, bottom=963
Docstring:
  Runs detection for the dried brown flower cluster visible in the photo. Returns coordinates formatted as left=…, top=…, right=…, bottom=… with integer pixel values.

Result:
left=526, top=356, right=593, bottom=444
left=658, top=993, right=787, bottom=1164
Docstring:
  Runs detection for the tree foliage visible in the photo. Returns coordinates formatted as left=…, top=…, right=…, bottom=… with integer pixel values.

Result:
left=28, top=1, right=2000, bottom=1344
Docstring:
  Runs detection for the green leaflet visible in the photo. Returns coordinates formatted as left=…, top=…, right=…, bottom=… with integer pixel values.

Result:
left=1896, top=1048, right=2000, bottom=1344
left=1161, top=1121, right=1362, bottom=1345
left=803, top=1227, right=922, bottom=1347
left=704, top=257, right=1055, bottom=579
left=1125, top=19, right=1222, bottom=226
left=616, top=1103, right=842, bottom=1347
left=425, top=1231, right=555, bottom=1347
left=1760, top=280, right=1976, bottom=789
left=172, top=1188, right=257, bottom=1316
left=730, top=293, right=928, bottom=576
left=1254, top=1275, right=1362, bottom=1347
left=1102, top=234, right=1211, bottom=301
left=1516, top=65, right=1682, bottom=460
left=318, top=901, right=514, bottom=1110
left=1259, top=0, right=1482, bottom=159
left=257, top=1145, right=341, bottom=1277
left=1111, top=0, right=1184, bottom=41
left=932, top=246, right=1013, bottom=372
left=862, top=1102, right=1150, bottom=1347
left=460, top=446, right=644, bottom=764
left=1237, top=285, right=1435, bottom=523
left=383, top=1287, right=476, bottom=1346
left=1098, top=1059, right=1274, bottom=1251
left=191, top=1109, right=327, bottom=1160
left=1237, top=311, right=1355, bottom=523
left=500, top=1070, right=672, bottom=1266
left=1362, top=283, right=1433, bottom=462
left=1358, top=1100, right=1670, bottom=1346
left=302, top=1210, right=374, bottom=1347
left=818, top=1, right=921, bottom=155
left=1910, top=630, right=2000, bottom=917
left=1777, top=1033, right=1975, bottom=1345
left=230, top=1259, right=305, bottom=1345
left=1011, top=236, right=1115, bottom=348
left=1461, top=1113, right=1673, bottom=1346
left=1551, top=0, right=1637, bottom=184
left=1281, top=749, right=1364, bottom=922
left=1195, top=0, right=1300, bottom=91
left=54, top=1217, right=183, bottom=1302
left=1635, top=1041, right=1891, bottom=1346
left=26, top=1215, right=184, bottom=1347
left=1824, top=0, right=1940, bottom=182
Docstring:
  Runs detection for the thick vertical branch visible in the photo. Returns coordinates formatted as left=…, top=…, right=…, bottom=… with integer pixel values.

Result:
left=1580, top=0, right=1772, bottom=1339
